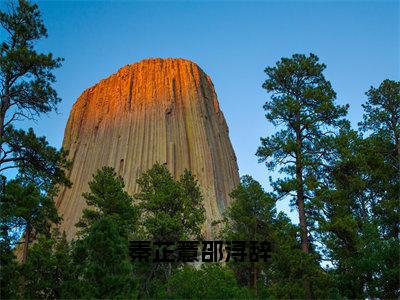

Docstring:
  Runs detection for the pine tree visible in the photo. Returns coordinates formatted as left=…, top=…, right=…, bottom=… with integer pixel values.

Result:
left=220, top=176, right=332, bottom=298
left=262, top=212, right=332, bottom=299
left=314, top=128, right=372, bottom=298
left=0, top=0, right=68, bottom=177
left=158, top=264, right=252, bottom=299
left=0, top=225, right=21, bottom=299
left=134, top=162, right=205, bottom=296
left=316, top=79, right=399, bottom=298
left=219, top=175, right=276, bottom=293
left=74, top=217, right=136, bottom=299
left=0, top=179, right=60, bottom=263
left=256, top=53, right=348, bottom=298
left=360, top=79, right=399, bottom=243
left=0, top=0, right=70, bottom=266
left=22, top=232, right=73, bottom=299
left=76, top=166, right=139, bottom=238
left=72, top=166, right=139, bottom=299
left=135, top=162, right=205, bottom=242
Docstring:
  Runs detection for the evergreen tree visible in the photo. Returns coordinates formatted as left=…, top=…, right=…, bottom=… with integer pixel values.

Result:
left=262, top=212, right=332, bottom=299
left=71, top=166, right=139, bottom=299
left=220, top=176, right=332, bottom=298
left=315, top=129, right=390, bottom=298
left=0, top=0, right=70, bottom=267
left=219, top=175, right=276, bottom=293
left=134, top=162, right=205, bottom=296
left=3, top=128, right=71, bottom=189
left=0, top=0, right=68, bottom=177
left=360, top=79, right=400, bottom=161
left=360, top=79, right=399, bottom=243
left=256, top=53, right=348, bottom=298
left=73, top=217, right=136, bottom=299
left=76, top=166, right=139, bottom=238
left=0, top=179, right=60, bottom=263
left=22, top=231, right=73, bottom=299
left=157, top=264, right=253, bottom=299
left=0, top=226, right=21, bottom=299
left=135, top=162, right=205, bottom=242
left=316, top=79, right=399, bottom=298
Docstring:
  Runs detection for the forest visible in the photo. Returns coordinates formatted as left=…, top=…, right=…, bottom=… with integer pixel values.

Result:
left=0, top=1, right=399, bottom=299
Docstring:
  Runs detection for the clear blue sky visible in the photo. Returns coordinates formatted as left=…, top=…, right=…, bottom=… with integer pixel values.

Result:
left=4, top=0, right=399, bottom=220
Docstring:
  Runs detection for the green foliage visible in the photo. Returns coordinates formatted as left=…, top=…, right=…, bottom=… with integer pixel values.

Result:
left=315, top=130, right=382, bottom=298
left=0, top=0, right=70, bottom=266
left=0, top=179, right=60, bottom=253
left=263, top=213, right=332, bottom=299
left=359, top=80, right=399, bottom=298
left=22, top=232, right=73, bottom=299
left=220, top=175, right=276, bottom=290
left=72, top=217, right=136, bottom=299
left=360, top=79, right=400, bottom=141
left=257, top=53, right=348, bottom=204
left=222, top=175, right=276, bottom=241
left=69, top=166, right=138, bottom=299
left=135, top=162, right=205, bottom=242
left=359, top=79, right=399, bottom=246
left=0, top=232, right=21, bottom=299
left=220, top=176, right=332, bottom=298
left=76, top=166, right=139, bottom=238
left=256, top=53, right=348, bottom=297
left=157, top=264, right=253, bottom=299
left=0, top=0, right=66, bottom=173
left=0, top=0, right=63, bottom=124
left=134, top=163, right=206, bottom=297
left=2, top=126, right=71, bottom=192
left=315, top=79, right=399, bottom=298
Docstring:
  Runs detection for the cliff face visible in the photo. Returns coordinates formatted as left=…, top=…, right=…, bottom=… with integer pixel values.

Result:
left=56, top=58, right=240, bottom=240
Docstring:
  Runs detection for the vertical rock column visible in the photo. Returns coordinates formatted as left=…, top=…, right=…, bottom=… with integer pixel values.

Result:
left=56, top=58, right=240, bottom=240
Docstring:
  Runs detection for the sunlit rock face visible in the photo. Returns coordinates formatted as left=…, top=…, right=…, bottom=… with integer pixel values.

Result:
left=56, top=58, right=240, bottom=240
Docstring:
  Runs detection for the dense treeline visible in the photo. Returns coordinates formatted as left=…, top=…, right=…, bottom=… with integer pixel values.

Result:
left=1, top=1, right=399, bottom=299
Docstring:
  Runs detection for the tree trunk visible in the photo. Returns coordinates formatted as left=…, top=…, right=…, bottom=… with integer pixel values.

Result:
left=392, top=128, right=399, bottom=241
left=295, top=112, right=311, bottom=299
left=0, top=82, right=10, bottom=169
left=296, top=163, right=312, bottom=300
left=0, top=109, right=5, bottom=141
left=295, top=122, right=309, bottom=254
left=296, top=168, right=309, bottom=253
left=0, top=81, right=10, bottom=141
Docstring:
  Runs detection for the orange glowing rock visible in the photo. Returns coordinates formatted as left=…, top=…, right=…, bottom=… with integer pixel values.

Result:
left=56, top=58, right=240, bottom=240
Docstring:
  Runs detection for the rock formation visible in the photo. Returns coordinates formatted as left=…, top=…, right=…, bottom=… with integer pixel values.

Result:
left=56, top=58, right=240, bottom=240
